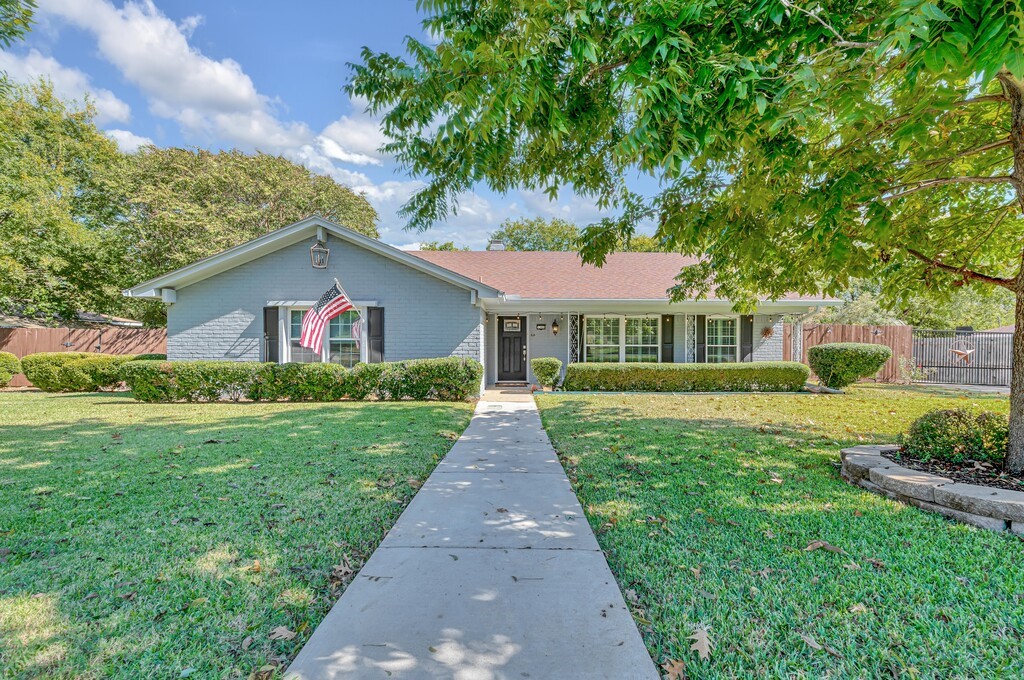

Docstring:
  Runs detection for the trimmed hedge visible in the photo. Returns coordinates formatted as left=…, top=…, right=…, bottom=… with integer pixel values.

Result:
left=561, top=361, right=810, bottom=392
left=20, top=352, right=167, bottom=392
left=0, top=351, right=20, bottom=387
left=531, top=357, right=562, bottom=389
left=123, top=357, right=483, bottom=402
left=807, top=342, right=892, bottom=389
left=21, top=352, right=95, bottom=391
left=902, top=408, right=1008, bottom=464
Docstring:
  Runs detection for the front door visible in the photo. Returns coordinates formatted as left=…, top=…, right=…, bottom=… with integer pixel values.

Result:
left=498, top=316, right=527, bottom=382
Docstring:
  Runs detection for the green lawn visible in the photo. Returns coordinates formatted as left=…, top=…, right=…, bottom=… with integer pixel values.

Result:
left=0, top=392, right=473, bottom=679
left=537, top=385, right=1023, bottom=678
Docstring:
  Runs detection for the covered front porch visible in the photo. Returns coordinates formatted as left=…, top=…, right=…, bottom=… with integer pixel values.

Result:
left=482, top=305, right=805, bottom=387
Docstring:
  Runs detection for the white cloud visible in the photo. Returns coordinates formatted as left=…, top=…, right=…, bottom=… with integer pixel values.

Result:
left=105, top=128, right=153, bottom=152
left=0, top=48, right=131, bottom=123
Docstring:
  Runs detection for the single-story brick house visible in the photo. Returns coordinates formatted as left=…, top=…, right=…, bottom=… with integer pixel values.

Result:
left=125, top=216, right=832, bottom=388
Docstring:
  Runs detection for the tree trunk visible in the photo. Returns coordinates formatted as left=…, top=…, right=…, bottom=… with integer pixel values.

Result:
left=1009, top=290, right=1024, bottom=474
left=1001, top=71, right=1024, bottom=474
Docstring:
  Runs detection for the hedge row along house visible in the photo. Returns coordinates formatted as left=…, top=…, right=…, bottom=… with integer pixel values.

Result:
left=124, top=216, right=836, bottom=390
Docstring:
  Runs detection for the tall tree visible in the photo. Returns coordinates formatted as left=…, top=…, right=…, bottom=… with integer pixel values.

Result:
left=105, top=147, right=378, bottom=323
left=0, top=81, right=122, bottom=319
left=419, top=240, right=469, bottom=250
left=349, top=1, right=1024, bottom=470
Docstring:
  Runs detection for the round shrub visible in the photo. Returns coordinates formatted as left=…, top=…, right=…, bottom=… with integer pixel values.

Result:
left=57, top=355, right=134, bottom=392
left=902, top=408, right=1008, bottom=464
left=0, top=351, right=21, bottom=387
left=531, top=357, right=562, bottom=389
left=807, top=342, right=892, bottom=389
left=21, top=352, right=95, bottom=391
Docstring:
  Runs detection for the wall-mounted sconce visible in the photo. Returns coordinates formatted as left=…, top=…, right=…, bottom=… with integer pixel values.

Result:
left=310, top=240, right=330, bottom=268
left=551, top=319, right=560, bottom=336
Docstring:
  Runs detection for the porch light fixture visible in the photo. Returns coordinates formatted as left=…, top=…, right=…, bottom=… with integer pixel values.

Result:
left=551, top=319, right=560, bottom=336
left=310, top=240, right=330, bottom=269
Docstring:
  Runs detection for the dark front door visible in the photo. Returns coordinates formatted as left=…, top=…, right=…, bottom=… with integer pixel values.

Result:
left=498, top=316, right=527, bottom=382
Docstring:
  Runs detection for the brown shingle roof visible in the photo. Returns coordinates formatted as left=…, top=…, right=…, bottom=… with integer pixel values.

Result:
left=408, top=251, right=699, bottom=299
left=409, top=250, right=831, bottom=301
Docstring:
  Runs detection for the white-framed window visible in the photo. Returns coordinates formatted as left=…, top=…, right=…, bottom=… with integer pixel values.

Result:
left=289, top=309, right=321, bottom=363
left=585, top=317, right=621, bottom=362
left=706, top=316, right=738, bottom=363
left=625, top=317, right=659, bottom=362
left=327, top=310, right=361, bottom=368
left=584, top=316, right=661, bottom=363
left=284, top=307, right=366, bottom=364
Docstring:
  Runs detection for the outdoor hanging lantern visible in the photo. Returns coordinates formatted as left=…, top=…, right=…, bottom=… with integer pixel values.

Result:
left=310, top=240, right=330, bottom=269
left=551, top=319, right=560, bottom=336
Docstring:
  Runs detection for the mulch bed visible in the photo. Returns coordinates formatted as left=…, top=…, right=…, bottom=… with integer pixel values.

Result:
left=882, top=450, right=1024, bottom=492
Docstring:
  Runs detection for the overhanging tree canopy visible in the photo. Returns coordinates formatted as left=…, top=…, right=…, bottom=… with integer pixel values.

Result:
left=348, top=0, right=1024, bottom=468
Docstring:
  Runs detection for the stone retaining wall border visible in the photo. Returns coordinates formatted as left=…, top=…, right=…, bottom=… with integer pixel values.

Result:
left=840, top=445, right=1024, bottom=536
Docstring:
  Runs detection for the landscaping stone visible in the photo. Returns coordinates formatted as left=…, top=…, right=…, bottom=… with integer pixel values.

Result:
left=1011, top=521, right=1024, bottom=536
left=934, top=484, right=1024, bottom=522
left=869, top=464, right=952, bottom=503
left=840, top=452, right=890, bottom=482
left=905, top=497, right=1008, bottom=532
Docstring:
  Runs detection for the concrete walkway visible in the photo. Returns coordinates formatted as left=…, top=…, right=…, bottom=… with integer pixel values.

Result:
left=287, top=396, right=658, bottom=679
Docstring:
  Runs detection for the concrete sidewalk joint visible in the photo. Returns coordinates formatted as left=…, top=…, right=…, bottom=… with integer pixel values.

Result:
left=287, top=397, right=658, bottom=679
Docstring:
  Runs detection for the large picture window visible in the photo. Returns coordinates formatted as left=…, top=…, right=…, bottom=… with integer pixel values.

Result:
left=585, top=316, right=660, bottom=363
left=289, top=310, right=321, bottom=363
left=585, top=318, right=620, bottom=362
left=328, top=311, right=360, bottom=367
left=706, top=317, right=738, bottom=363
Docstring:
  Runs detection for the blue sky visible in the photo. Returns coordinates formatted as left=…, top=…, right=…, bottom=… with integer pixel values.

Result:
left=0, top=0, right=619, bottom=248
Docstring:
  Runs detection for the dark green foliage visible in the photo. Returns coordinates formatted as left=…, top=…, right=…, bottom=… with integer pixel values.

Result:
left=531, top=357, right=562, bottom=388
left=807, top=343, right=892, bottom=389
left=124, top=357, right=483, bottom=403
left=561, top=362, right=809, bottom=392
left=903, top=408, right=1008, bottom=464
left=0, top=350, right=20, bottom=387
left=20, top=352, right=94, bottom=391
left=56, top=355, right=136, bottom=392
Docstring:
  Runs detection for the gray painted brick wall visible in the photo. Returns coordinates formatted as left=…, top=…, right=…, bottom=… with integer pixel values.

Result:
left=751, top=315, right=785, bottom=361
left=167, top=234, right=482, bottom=364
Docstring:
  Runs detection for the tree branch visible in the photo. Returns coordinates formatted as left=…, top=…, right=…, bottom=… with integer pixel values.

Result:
left=921, top=139, right=1011, bottom=167
left=905, top=247, right=1016, bottom=288
left=880, top=175, right=1014, bottom=201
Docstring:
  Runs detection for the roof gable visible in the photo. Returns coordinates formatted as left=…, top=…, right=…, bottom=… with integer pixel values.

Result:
left=123, top=216, right=501, bottom=300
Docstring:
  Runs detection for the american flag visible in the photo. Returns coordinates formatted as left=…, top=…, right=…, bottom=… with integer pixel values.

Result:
left=299, top=282, right=354, bottom=351
left=351, top=317, right=363, bottom=349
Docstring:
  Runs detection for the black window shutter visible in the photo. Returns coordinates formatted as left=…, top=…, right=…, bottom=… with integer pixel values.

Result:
left=661, top=315, right=674, bottom=363
left=740, top=315, right=754, bottom=362
left=367, top=307, right=384, bottom=363
left=696, top=315, right=706, bottom=363
left=263, top=307, right=279, bottom=363
left=577, top=315, right=585, bottom=362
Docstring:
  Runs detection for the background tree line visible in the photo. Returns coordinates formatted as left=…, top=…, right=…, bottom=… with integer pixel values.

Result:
left=0, top=80, right=377, bottom=326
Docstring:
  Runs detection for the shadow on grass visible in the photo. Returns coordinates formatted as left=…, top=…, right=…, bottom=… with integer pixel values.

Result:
left=0, top=392, right=473, bottom=678
left=536, top=396, right=1024, bottom=677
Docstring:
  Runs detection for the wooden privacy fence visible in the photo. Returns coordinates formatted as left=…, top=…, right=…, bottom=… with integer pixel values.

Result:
left=0, top=327, right=166, bottom=387
left=783, top=323, right=913, bottom=383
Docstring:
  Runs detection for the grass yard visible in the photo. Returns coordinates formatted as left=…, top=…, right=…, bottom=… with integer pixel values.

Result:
left=537, top=385, right=1023, bottom=678
left=0, top=392, right=474, bottom=679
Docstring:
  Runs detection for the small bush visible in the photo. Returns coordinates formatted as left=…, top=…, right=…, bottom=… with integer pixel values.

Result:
left=531, top=357, right=562, bottom=389
left=58, top=355, right=136, bottom=392
left=561, top=362, right=809, bottom=392
left=131, top=353, right=167, bottom=361
left=125, top=357, right=483, bottom=402
left=902, top=408, right=1008, bottom=464
left=21, top=352, right=96, bottom=391
left=807, top=342, right=892, bottom=389
left=0, top=351, right=21, bottom=387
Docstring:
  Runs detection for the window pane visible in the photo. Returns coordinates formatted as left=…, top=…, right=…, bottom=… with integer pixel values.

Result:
left=626, top=318, right=658, bottom=345
left=706, top=318, right=736, bottom=364
left=586, top=318, right=619, bottom=345
left=289, top=309, right=321, bottom=363
left=625, top=346, right=658, bottom=362
left=329, top=311, right=357, bottom=340
left=329, top=341, right=359, bottom=367
left=586, top=345, right=620, bottom=363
